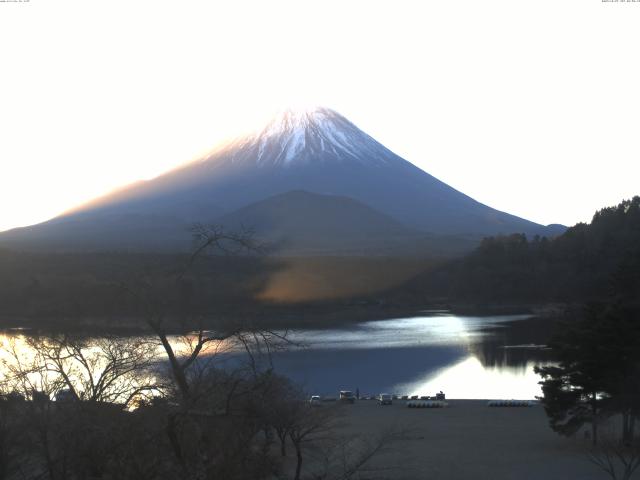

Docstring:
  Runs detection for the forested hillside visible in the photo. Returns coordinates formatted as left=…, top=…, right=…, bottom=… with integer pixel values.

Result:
left=415, top=197, right=640, bottom=304
left=0, top=248, right=436, bottom=329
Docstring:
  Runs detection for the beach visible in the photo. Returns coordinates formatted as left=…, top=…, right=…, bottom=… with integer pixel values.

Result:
left=331, top=399, right=603, bottom=480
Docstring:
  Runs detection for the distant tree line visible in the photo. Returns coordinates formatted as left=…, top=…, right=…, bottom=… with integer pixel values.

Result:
left=0, top=248, right=435, bottom=330
left=415, top=196, right=640, bottom=305
left=0, top=249, right=276, bottom=329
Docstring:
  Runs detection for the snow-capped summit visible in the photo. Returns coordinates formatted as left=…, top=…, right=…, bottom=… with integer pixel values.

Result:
left=216, top=106, right=398, bottom=168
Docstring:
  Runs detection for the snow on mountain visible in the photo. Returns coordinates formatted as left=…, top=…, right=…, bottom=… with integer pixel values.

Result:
left=210, top=107, right=398, bottom=168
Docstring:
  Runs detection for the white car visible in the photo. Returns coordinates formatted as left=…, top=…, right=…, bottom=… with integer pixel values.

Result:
left=309, top=395, right=322, bottom=406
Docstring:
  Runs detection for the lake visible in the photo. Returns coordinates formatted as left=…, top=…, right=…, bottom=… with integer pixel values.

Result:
left=259, top=313, right=555, bottom=400
left=0, top=313, right=555, bottom=401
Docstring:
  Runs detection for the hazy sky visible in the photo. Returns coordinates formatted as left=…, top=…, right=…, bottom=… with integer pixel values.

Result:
left=1, top=0, right=639, bottom=232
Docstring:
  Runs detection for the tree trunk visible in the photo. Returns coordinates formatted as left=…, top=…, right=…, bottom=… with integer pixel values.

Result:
left=623, top=411, right=630, bottom=445
left=591, top=392, right=598, bottom=446
left=151, top=323, right=190, bottom=400
left=166, top=413, right=185, bottom=468
left=276, top=428, right=287, bottom=457
left=0, top=436, right=7, bottom=480
left=39, top=424, right=57, bottom=480
left=294, top=441, right=302, bottom=480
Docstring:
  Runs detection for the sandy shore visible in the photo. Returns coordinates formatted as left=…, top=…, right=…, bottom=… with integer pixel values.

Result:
left=331, top=399, right=603, bottom=480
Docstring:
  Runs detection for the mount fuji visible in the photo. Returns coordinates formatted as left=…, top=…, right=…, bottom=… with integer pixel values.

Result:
left=0, top=107, right=563, bottom=254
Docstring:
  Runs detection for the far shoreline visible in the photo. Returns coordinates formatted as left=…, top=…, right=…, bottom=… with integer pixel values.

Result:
left=0, top=302, right=564, bottom=336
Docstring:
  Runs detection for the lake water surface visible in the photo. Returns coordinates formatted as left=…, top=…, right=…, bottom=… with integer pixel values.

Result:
left=264, top=313, right=554, bottom=400
left=0, top=313, right=554, bottom=401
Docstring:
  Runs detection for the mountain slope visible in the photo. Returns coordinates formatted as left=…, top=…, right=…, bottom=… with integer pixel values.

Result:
left=0, top=213, right=194, bottom=252
left=0, top=107, right=562, bottom=253
left=217, top=190, right=429, bottom=254
left=69, top=107, right=551, bottom=234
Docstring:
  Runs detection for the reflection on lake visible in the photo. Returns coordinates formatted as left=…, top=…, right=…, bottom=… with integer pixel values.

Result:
left=266, top=313, right=555, bottom=399
left=0, top=313, right=555, bottom=400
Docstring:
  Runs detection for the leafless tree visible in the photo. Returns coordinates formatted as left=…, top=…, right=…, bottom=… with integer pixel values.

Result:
left=586, top=426, right=640, bottom=480
left=265, top=376, right=303, bottom=458
left=284, top=403, right=404, bottom=480
left=121, top=224, right=284, bottom=402
left=117, top=224, right=302, bottom=478
left=0, top=334, right=163, bottom=480
left=286, top=403, right=340, bottom=480
left=0, top=393, right=28, bottom=480
left=2, top=334, right=159, bottom=408
left=313, top=428, right=405, bottom=480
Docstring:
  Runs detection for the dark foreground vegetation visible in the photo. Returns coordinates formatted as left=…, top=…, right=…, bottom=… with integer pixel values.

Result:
left=0, top=335, right=398, bottom=480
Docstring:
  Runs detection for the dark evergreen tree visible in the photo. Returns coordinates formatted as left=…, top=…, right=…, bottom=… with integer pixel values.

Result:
left=536, top=302, right=640, bottom=446
left=535, top=306, right=613, bottom=445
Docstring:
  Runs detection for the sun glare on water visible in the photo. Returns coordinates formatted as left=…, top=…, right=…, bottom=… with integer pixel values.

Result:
left=396, top=357, right=544, bottom=401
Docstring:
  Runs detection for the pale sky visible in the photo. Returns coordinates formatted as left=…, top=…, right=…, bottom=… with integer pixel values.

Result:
left=1, top=0, right=639, bottom=232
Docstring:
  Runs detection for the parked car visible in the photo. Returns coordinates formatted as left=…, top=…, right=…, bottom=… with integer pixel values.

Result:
left=309, top=395, right=322, bottom=406
left=55, top=389, right=75, bottom=402
left=378, top=393, right=393, bottom=405
left=339, top=390, right=355, bottom=404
